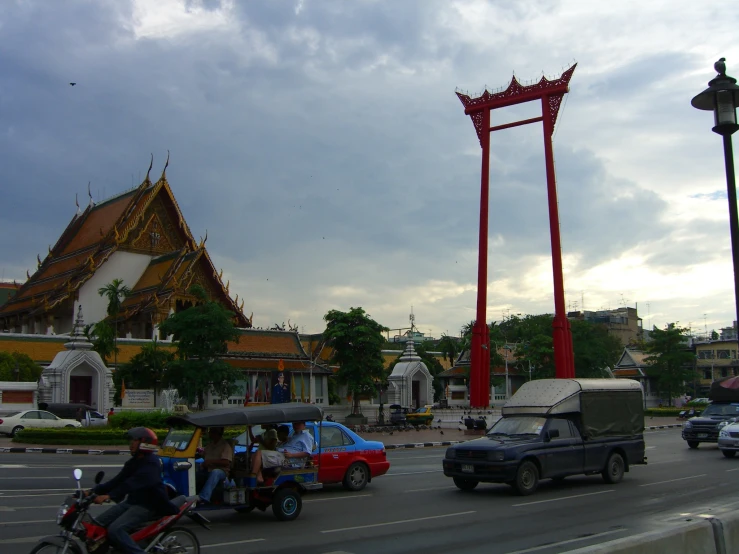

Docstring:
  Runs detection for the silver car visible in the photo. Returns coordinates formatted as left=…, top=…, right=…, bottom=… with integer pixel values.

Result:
left=718, top=419, right=739, bottom=458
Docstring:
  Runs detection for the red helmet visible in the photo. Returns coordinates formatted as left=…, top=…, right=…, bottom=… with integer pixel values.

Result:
left=127, top=427, right=158, bottom=454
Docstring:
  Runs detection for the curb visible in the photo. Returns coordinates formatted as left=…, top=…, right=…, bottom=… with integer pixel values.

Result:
left=0, top=424, right=684, bottom=455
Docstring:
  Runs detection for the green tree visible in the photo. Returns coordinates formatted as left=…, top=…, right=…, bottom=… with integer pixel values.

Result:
left=98, top=278, right=132, bottom=369
left=159, top=285, right=241, bottom=406
left=323, top=307, right=388, bottom=415
left=570, top=319, right=623, bottom=377
left=0, top=352, right=43, bottom=381
left=117, top=338, right=175, bottom=399
left=644, top=324, right=695, bottom=406
left=437, top=334, right=461, bottom=367
left=84, top=320, right=117, bottom=365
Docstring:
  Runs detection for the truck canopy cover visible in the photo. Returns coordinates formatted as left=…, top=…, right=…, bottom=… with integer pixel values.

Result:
left=166, top=403, right=323, bottom=428
left=502, top=379, right=644, bottom=437
left=709, top=379, right=739, bottom=402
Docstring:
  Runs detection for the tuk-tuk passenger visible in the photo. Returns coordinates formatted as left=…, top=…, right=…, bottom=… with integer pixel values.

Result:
left=197, top=427, right=233, bottom=503
left=276, top=425, right=290, bottom=446
left=251, top=421, right=315, bottom=484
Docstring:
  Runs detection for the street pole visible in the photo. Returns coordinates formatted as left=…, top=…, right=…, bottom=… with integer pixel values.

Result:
left=722, top=133, right=739, bottom=335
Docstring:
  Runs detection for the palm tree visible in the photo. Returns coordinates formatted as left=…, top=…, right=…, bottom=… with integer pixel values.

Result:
left=98, top=279, right=131, bottom=370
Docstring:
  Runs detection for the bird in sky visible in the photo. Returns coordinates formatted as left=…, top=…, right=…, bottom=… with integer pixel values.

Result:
left=69, top=82, right=76, bottom=86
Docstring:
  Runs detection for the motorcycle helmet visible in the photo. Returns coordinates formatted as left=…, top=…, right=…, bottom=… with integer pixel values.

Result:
left=127, top=427, right=159, bottom=454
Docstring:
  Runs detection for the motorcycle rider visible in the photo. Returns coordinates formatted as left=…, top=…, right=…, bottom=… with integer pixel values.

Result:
left=89, top=427, right=178, bottom=554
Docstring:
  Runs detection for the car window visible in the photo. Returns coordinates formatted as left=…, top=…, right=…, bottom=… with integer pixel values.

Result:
left=40, top=411, right=59, bottom=420
left=91, top=412, right=104, bottom=419
left=547, top=419, right=573, bottom=439
left=21, top=411, right=41, bottom=419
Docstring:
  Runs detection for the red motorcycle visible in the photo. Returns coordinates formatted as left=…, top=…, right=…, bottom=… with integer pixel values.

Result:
left=30, top=469, right=209, bottom=554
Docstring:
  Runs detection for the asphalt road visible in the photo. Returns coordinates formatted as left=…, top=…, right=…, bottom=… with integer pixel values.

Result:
left=1, top=428, right=738, bottom=554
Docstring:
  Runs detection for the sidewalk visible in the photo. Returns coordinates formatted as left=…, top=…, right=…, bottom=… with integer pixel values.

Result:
left=0, top=417, right=684, bottom=454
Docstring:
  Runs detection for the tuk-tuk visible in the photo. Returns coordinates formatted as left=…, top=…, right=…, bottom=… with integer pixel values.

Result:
left=159, top=403, right=323, bottom=521
left=388, top=404, right=409, bottom=426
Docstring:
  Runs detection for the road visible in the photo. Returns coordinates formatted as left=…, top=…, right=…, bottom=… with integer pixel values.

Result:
left=1, top=428, right=738, bottom=554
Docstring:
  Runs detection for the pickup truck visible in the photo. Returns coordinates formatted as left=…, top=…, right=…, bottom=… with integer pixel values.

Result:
left=443, top=378, right=646, bottom=495
left=682, top=380, right=739, bottom=448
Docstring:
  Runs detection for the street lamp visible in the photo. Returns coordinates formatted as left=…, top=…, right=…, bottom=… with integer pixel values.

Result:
left=692, top=58, right=739, bottom=334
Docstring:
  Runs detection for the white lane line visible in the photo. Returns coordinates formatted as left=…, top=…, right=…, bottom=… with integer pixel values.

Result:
left=639, top=474, right=706, bottom=487
left=0, top=505, right=61, bottom=510
left=404, top=486, right=456, bottom=493
left=727, top=468, right=739, bottom=472
left=201, top=537, right=266, bottom=547
left=388, top=455, right=442, bottom=460
left=0, top=465, right=123, bottom=469
left=0, top=477, right=72, bottom=480
left=321, top=510, right=476, bottom=534
left=503, top=528, right=626, bottom=553
left=513, top=490, right=614, bottom=507
left=0, top=465, right=26, bottom=468
left=0, top=536, right=46, bottom=544
left=646, top=446, right=657, bottom=450
left=305, top=494, right=371, bottom=503
left=0, top=488, right=72, bottom=492
left=385, top=470, right=442, bottom=476
left=0, top=492, right=68, bottom=498
left=0, top=519, right=53, bottom=526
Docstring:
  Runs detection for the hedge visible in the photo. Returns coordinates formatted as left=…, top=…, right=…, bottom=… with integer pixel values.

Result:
left=644, top=407, right=683, bottom=417
left=12, top=426, right=246, bottom=445
left=108, top=411, right=176, bottom=430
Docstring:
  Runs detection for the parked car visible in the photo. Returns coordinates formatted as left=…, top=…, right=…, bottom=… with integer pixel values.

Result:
left=38, top=403, right=108, bottom=427
left=234, top=420, right=390, bottom=491
left=406, top=405, right=434, bottom=426
left=0, top=409, right=82, bottom=436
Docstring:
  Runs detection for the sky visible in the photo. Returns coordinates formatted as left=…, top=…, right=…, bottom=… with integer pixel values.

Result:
left=1, top=0, right=738, bottom=339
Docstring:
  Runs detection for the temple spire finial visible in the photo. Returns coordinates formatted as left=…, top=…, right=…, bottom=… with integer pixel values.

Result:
left=145, top=153, right=153, bottom=182
left=87, top=181, right=94, bottom=206
left=161, top=150, right=170, bottom=180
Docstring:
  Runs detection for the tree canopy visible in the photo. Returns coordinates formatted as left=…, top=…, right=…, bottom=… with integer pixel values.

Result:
left=0, top=351, right=43, bottom=381
left=323, top=307, right=388, bottom=414
left=84, top=320, right=116, bottom=365
left=158, top=285, right=241, bottom=405
left=645, top=324, right=695, bottom=406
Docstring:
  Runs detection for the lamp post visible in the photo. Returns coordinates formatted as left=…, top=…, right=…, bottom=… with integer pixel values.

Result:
left=692, top=58, right=739, bottom=334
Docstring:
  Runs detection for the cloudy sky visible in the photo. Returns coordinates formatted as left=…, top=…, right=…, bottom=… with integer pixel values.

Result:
left=1, top=0, right=738, bottom=338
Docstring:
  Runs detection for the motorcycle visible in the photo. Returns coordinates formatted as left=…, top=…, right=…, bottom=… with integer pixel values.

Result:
left=30, top=468, right=210, bottom=554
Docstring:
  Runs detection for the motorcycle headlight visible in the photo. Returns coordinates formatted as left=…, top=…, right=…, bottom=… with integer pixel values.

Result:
left=445, top=448, right=456, bottom=459
left=56, top=504, right=69, bottom=524
left=487, top=450, right=505, bottom=461
left=684, top=421, right=692, bottom=429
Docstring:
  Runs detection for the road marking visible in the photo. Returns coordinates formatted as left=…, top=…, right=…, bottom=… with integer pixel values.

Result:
left=385, top=470, right=441, bottom=476
left=513, top=490, right=614, bottom=507
left=404, top=486, right=456, bottom=493
left=503, top=528, right=626, bottom=553
left=321, top=510, right=476, bottom=533
left=202, top=538, right=265, bottom=548
left=0, top=464, right=26, bottom=468
left=305, top=494, right=371, bottom=503
left=639, top=474, right=706, bottom=487
left=0, top=488, right=72, bottom=492
left=0, top=492, right=68, bottom=498
left=726, top=468, right=739, bottom=472
left=388, top=455, right=442, bottom=460
left=0, top=536, right=46, bottom=544
left=0, top=519, right=53, bottom=525
left=0, top=465, right=123, bottom=469
left=0, top=477, right=72, bottom=480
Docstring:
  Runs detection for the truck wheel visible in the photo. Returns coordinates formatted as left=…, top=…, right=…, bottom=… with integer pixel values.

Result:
left=602, top=452, right=625, bottom=484
left=722, top=450, right=736, bottom=458
left=272, top=488, right=302, bottom=521
left=687, top=441, right=700, bottom=449
left=453, top=477, right=478, bottom=491
left=514, top=461, right=539, bottom=496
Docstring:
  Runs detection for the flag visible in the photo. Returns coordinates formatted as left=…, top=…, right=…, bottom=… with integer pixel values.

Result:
left=291, top=373, right=296, bottom=401
left=244, top=382, right=250, bottom=406
left=300, top=375, right=305, bottom=402
left=278, top=359, right=285, bottom=371
left=120, top=379, right=126, bottom=400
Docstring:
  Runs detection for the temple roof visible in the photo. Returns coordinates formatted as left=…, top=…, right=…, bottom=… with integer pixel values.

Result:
left=0, top=161, right=248, bottom=326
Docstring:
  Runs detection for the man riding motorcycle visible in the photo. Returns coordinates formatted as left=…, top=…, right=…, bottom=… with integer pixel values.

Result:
left=89, top=427, right=178, bottom=554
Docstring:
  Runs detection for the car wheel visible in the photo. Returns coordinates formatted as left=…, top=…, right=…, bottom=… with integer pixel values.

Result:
left=722, top=450, right=736, bottom=458
left=11, top=426, right=24, bottom=437
left=687, top=441, right=700, bottom=449
left=272, top=488, right=302, bottom=521
left=514, top=460, right=539, bottom=496
left=453, top=477, right=478, bottom=491
left=602, top=452, right=625, bottom=484
left=343, top=462, right=369, bottom=491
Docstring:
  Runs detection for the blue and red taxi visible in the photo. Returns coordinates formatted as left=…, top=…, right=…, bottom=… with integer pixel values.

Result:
left=235, top=420, right=390, bottom=490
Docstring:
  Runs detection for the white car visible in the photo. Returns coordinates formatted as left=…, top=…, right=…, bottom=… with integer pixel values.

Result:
left=718, top=419, right=739, bottom=458
left=0, top=409, right=82, bottom=437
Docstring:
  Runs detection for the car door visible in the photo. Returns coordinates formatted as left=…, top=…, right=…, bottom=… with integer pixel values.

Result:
left=88, top=411, right=107, bottom=427
left=319, top=426, right=353, bottom=483
left=541, top=418, right=584, bottom=477
left=20, top=410, right=43, bottom=429
left=39, top=411, right=62, bottom=428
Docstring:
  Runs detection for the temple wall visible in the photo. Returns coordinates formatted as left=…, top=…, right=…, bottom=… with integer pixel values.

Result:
left=75, top=251, right=152, bottom=326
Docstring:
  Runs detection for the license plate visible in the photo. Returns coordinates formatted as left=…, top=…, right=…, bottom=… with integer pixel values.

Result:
left=461, top=464, right=474, bottom=473
left=698, top=433, right=708, bottom=438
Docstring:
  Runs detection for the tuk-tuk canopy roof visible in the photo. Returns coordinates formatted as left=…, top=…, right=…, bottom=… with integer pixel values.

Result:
left=166, top=404, right=323, bottom=428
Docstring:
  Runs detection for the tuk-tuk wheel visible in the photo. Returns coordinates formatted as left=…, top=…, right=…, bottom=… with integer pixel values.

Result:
left=272, top=488, right=302, bottom=521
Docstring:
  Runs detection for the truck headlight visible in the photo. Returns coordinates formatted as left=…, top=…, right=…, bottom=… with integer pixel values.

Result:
left=718, top=421, right=728, bottom=430
left=720, top=428, right=730, bottom=438
left=684, top=421, right=692, bottom=429
left=445, top=448, right=456, bottom=459
left=487, top=450, right=504, bottom=461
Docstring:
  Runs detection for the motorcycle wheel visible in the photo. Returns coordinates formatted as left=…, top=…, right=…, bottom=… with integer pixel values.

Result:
left=153, top=527, right=200, bottom=554
left=30, top=542, right=77, bottom=554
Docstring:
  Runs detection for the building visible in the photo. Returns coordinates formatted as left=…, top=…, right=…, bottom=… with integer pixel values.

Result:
left=694, top=338, right=739, bottom=395
left=567, top=307, right=642, bottom=347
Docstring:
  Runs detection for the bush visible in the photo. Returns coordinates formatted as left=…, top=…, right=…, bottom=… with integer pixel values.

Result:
left=645, top=407, right=683, bottom=417
left=108, top=411, right=175, bottom=430
left=12, top=425, right=246, bottom=445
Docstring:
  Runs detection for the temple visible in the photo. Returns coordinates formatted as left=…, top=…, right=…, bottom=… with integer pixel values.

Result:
left=0, top=157, right=249, bottom=337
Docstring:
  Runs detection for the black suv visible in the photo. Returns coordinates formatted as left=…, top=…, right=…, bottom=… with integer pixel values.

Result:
left=682, top=402, right=739, bottom=448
